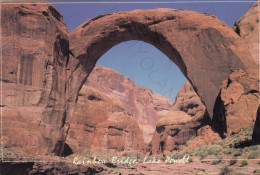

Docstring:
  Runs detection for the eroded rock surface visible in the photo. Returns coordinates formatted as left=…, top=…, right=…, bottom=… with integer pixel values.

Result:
left=151, top=81, right=211, bottom=155
left=69, top=7, right=257, bottom=126
left=67, top=85, right=145, bottom=154
left=233, top=2, right=259, bottom=63
left=86, top=65, right=172, bottom=144
left=1, top=2, right=69, bottom=155
left=212, top=69, right=259, bottom=138
left=2, top=1, right=258, bottom=157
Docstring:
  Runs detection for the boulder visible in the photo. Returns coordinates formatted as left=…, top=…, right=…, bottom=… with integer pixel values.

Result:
left=212, top=69, right=259, bottom=138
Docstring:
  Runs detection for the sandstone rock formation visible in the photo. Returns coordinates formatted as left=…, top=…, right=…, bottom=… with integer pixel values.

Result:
left=212, top=69, right=259, bottom=138
left=180, top=125, right=221, bottom=151
left=67, top=85, right=145, bottom=154
left=91, top=112, right=145, bottom=153
left=85, top=65, right=172, bottom=144
left=1, top=2, right=69, bottom=155
left=171, top=81, right=210, bottom=122
left=69, top=7, right=257, bottom=129
left=233, top=2, right=259, bottom=63
left=151, top=81, right=211, bottom=155
left=2, top=1, right=258, bottom=157
left=151, top=111, right=195, bottom=155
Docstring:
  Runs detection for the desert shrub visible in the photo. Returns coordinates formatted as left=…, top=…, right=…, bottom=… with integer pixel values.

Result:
left=108, top=168, right=114, bottom=173
left=240, top=160, right=248, bottom=167
left=114, top=169, right=120, bottom=174
left=170, top=152, right=180, bottom=159
left=122, top=152, right=130, bottom=157
left=223, top=147, right=233, bottom=155
left=160, top=156, right=166, bottom=161
left=243, top=147, right=249, bottom=152
left=84, top=150, right=92, bottom=156
left=199, top=151, right=209, bottom=160
left=208, top=145, right=220, bottom=155
left=212, top=156, right=222, bottom=165
left=229, top=158, right=238, bottom=165
left=220, top=166, right=232, bottom=175
left=187, top=157, right=193, bottom=163
left=236, top=173, right=245, bottom=175
left=248, top=151, right=259, bottom=159
left=233, top=149, right=243, bottom=157
left=189, top=148, right=199, bottom=156
left=253, top=169, right=260, bottom=173
left=179, top=150, right=189, bottom=157
left=185, top=140, right=191, bottom=146
left=249, top=145, right=259, bottom=151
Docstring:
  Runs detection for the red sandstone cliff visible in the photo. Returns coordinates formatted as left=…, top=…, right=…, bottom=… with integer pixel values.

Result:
left=151, top=81, right=212, bottom=155
left=67, top=85, right=145, bottom=154
left=85, top=65, right=172, bottom=144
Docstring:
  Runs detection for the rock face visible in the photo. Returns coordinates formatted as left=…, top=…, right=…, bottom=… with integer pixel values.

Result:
left=69, top=7, right=257, bottom=128
left=85, top=65, right=172, bottom=144
left=212, top=69, right=259, bottom=138
left=233, top=2, right=259, bottom=63
left=171, top=81, right=210, bottom=121
left=1, top=2, right=69, bottom=155
left=66, top=85, right=145, bottom=154
left=180, top=125, right=221, bottom=151
left=151, top=81, right=210, bottom=155
left=2, top=2, right=258, bottom=157
left=91, top=112, right=145, bottom=153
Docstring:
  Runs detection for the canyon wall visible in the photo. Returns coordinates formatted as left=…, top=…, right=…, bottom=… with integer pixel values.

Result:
left=1, top=2, right=69, bottom=155
left=67, top=85, right=145, bottom=154
left=85, top=65, right=172, bottom=144
left=151, top=81, right=211, bottom=155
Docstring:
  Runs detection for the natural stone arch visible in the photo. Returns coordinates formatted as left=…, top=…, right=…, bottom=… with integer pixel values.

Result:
left=67, top=8, right=257, bottom=119
left=43, top=8, right=258, bottom=155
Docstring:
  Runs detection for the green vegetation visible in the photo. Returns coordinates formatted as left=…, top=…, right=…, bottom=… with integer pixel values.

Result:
left=240, top=160, right=248, bottom=167
left=253, top=169, right=260, bottom=174
left=248, top=151, right=259, bottom=159
left=229, top=158, right=238, bottom=165
left=168, top=124, right=259, bottom=164
left=211, top=156, right=222, bottom=165
left=160, top=156, right=166, bottom=161
left=187, top=157, right=193, bottom=163
left=233, top=149, right=243, bottom=157
left=220, top=166, right=232, bottom=175
left=185, top=140, right=191, bottom=146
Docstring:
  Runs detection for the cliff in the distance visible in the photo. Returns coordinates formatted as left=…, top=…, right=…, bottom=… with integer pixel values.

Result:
left=85, top=65, right=172, bottom=144
left=67, top=85, right=145, bottom=154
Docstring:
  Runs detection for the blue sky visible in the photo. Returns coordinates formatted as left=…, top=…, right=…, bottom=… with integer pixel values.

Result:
left=50, top=1, right=255, bottom=102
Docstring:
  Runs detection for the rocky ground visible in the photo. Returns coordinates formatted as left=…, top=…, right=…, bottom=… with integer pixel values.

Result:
left=2, top=124, right=259, bottom=175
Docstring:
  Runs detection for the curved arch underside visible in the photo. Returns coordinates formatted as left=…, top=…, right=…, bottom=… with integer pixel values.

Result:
left=68, top=8, right=257, bottom=119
